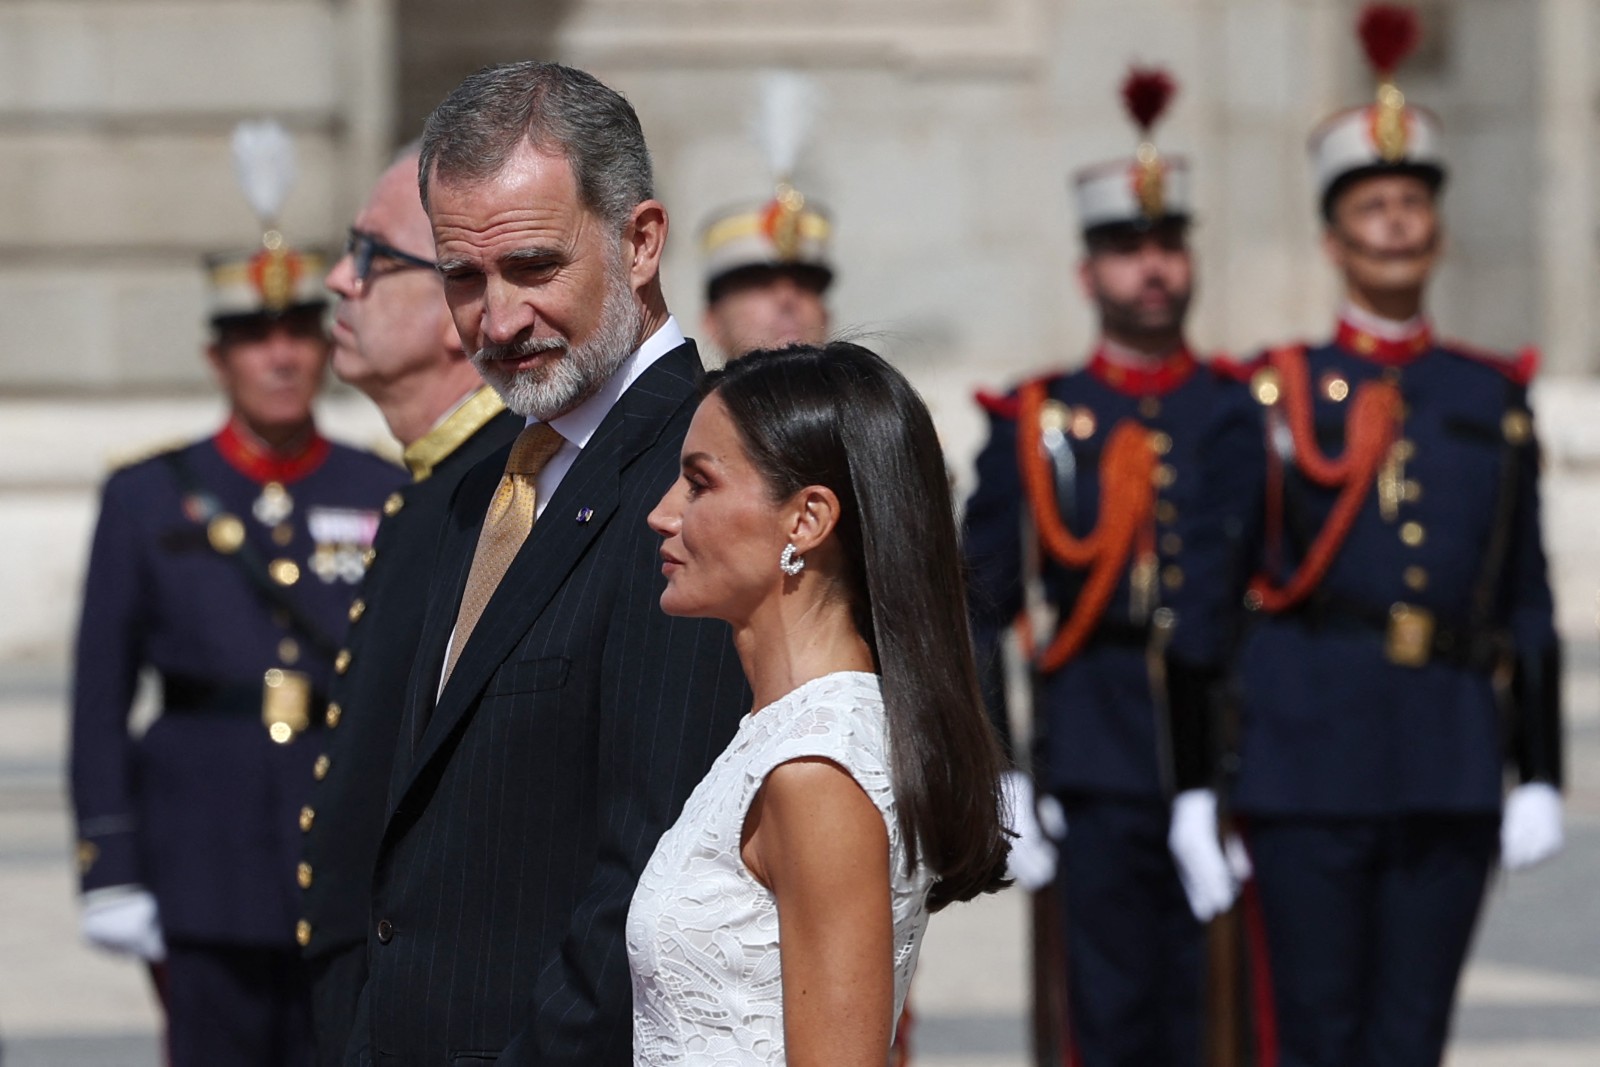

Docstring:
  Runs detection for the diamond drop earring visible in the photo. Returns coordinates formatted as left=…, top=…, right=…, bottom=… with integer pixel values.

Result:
left=779, top=542, right=806, bottom=576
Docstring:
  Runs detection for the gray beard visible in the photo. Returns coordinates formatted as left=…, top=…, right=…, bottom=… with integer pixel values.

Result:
left=472, top=257, right=645, bottom=421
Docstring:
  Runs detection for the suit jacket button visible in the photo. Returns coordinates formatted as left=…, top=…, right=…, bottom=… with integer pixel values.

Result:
left=376, top=919, right=394, bottom=944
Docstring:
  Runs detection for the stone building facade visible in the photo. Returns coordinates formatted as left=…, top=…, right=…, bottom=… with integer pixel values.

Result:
left=2, top=0, right=1598, bottom=664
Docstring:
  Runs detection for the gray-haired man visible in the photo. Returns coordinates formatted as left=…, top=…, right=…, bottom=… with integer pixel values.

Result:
left=344, top=62, right=747, bottom=1065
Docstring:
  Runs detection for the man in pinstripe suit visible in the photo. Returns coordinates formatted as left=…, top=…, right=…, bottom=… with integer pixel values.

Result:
left=343, top=62, right=748, bottom=1065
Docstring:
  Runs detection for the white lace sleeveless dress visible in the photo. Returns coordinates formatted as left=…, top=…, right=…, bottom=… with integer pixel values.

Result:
left=627, top=671, right=933, bottom=1065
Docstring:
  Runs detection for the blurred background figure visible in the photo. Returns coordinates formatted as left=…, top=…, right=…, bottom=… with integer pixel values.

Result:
left=68, top=121, right=404, bottom=1067
left=298, top=143, right=522, bottom=1066
left=962, top=67, right=1219, bottom=1067
left=1162, top=6, right=1564, bottom=1066
left=698, top=71, right=834, bottom=361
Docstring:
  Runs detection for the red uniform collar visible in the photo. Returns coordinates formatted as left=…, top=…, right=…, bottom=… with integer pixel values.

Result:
left=213, top=417, right=330, bottom=485
left=1334, top=316, right=1433, bottom=365
left=1086, top=344, right=1197, bottom=397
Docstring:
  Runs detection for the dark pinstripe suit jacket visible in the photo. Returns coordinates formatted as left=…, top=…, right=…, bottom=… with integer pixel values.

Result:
left=350, top=341, right=748, bottom=1066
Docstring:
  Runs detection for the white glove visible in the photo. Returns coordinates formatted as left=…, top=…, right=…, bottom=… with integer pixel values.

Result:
left=1001, top=770, right=1059, bottom=892
left=81, top=885, right=166, bottom=962
left=1501, top=782, right=1564, bottom=871
left=1168, top=789, right=1251, bottom=921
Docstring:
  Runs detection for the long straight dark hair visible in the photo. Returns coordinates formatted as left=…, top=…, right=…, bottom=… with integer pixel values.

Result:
left=705, top=342, right=1009, bottom=910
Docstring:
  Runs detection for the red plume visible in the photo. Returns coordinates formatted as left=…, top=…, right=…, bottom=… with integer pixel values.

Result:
left=1358, top=3, right=1421, bottom=76
left=1121, top=67, right=1177, bottom=134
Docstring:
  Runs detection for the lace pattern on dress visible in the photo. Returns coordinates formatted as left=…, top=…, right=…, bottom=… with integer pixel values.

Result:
left=627, top=671, right=932, bottom=1065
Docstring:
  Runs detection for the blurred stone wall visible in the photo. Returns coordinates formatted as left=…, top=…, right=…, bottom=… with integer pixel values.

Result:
left=2, top=0, right=1598, bottom=666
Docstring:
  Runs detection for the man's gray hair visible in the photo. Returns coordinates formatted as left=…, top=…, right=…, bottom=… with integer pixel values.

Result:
left=417, top=61, right=654, bottom=230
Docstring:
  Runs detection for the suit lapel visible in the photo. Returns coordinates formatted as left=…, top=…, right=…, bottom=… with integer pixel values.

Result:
left=384, top=454, right=503, bottom=809
left=391, top=341, right=705, bottom=809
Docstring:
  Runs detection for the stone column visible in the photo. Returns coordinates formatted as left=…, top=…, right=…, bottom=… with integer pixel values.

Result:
left=1536, top=0, right=1600, bottom=375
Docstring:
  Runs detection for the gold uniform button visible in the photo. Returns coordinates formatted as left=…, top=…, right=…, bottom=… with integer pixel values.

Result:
left=335, top=649, right=351, bottom=675
left=325, top=703, right=342, bottom=728
left=76, top=840, right=99, bottom=875
left=278, top=637, right=300, bottom=665
left=1400, top=521, right=1426, bottom=548
left=1503, top=410, right=1533, bottom=445
left=1404, top=566, right=1429, bottom=592
left=1251, top=368, right=1282, bottom=406
left=362, top=547, right=377, bottom=568
left=1154, top=464, right=1177, bottom=488
left=348, top=599, right=366, bottom=624
left=1161, top=533, right=1183, bottom=555
left=1402, top=480, right=1423, bottom=503
left=269, top=558, right=301, bottom=586
left=268, top=721, right=294, bottom=744
left=383, top=492, right=405, bottom=517
left=296, top=920, right=312, bottom=947
left=1323, top=375, right=1350, bottom=403
left=1162, top=565, right=1185, bottom=590
left=297, top=862, right=313, bottom=889
left=1150, top=431, right=1173, bottom=456
left=299, top=806, right=316, bottom=833
left=1038, top=399, right=1071, bottom=434
left=313, top=754, right=331, bottom=780
left=1156, top=501, right=1178, bottom=525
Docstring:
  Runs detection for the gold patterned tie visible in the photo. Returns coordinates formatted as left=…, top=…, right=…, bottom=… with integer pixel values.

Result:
left=441, top=423, right=565, bottom=686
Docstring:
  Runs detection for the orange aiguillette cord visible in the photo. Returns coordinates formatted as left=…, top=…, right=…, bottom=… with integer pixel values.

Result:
left=1017, top=380, right=1157, bottom=671
left=1248, top=345, right=1403, bottom=613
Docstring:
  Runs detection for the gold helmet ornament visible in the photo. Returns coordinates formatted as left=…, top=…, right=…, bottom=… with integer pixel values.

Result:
left=205, top=119, right=326, bottom=327
left=1072, top=66, right=1193, bottom=240
left=1308, top=3, right=1446, bottom=219
left=700, top=70, right=834, bottom=301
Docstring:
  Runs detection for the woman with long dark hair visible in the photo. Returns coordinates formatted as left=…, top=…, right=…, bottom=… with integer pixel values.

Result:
left=627, top=342, right=1010, bottom=1065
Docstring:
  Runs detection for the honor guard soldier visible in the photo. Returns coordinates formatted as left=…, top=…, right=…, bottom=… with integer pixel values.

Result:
left=1161, top=6, right=1565, bottom=1065
left=69, top=120, right=405, bottom=1067
left=300, top=144, right=523, bottom=1066
left=963, top=69, right=1221, bottom=1067
left=698, top=71, right=834, bottom=360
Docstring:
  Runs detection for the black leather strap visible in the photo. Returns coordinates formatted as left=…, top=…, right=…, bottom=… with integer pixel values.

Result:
left=1291, top=593, right=1506, bottom=671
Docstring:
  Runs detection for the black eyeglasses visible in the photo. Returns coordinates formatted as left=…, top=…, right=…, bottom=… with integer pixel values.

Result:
left=344, top=228, right=436, bottom=285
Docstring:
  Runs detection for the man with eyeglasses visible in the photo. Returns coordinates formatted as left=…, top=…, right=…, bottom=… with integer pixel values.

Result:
left=300, top=143, right=523, bottom=1066
left=69, top=121, right=403, bottom=1067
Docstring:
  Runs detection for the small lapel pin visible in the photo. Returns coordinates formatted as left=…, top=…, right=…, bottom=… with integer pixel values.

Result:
left=576, top=507, right=594, bottom=524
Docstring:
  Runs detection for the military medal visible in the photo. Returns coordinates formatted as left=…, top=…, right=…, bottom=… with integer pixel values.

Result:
left=207, top=513, right=247, bottom=554
left=308, top=507, right=382, bottom=584
left=253, top=480, right=294, bottom=526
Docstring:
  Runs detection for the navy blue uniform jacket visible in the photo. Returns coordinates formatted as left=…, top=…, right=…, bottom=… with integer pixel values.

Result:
left=964, top=347, right=1232, bottom=799
left=71, top=428, right=403, bottom=945
left=1165, top=325, right=1557, bottom=816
